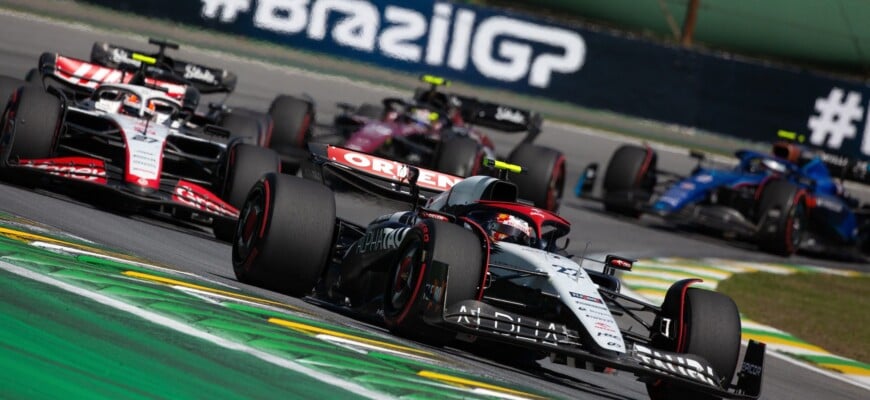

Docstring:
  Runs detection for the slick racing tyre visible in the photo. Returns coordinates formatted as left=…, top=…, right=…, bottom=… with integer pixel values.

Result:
left=268, top=95, right=313, bottom=151
left=507, top=143, right=565, bottom=211
left=232, top=173, right=336, bottom=297
left=0, top=76, right=24, bottom=120
left=213, top=144, right=280, bottom=241
left=648, top=287, right=741, bottom=400
left=1, top=85, right=61, bottom=165
left=221, top=112, right=271, bottom=146
left=435, top=136, right=482, bottom=177
left=602, top=144, right=657, bottom=218
left=383, top=220, right=485, bottom=346
left=756, top=179, right=807, bottom=256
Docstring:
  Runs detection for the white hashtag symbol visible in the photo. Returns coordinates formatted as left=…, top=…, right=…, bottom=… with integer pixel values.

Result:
left=808, top=87, right=863, bottom=149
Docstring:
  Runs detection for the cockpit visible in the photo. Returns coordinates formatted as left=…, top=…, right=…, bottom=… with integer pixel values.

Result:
left=93, top=86, right=181, bottom=124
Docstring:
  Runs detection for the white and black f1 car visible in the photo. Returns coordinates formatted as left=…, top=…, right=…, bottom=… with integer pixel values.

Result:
left=27, top=37, right=315, bottom=173
left=0, top=68, right=279, bottom=240
left=230, top=144, right=765, bottom=400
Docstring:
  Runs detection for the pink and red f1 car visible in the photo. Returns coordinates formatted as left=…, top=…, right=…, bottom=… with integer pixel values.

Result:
left=229, top=144, right=766, bottom=400
left=333, top=75, right=565, bottom=211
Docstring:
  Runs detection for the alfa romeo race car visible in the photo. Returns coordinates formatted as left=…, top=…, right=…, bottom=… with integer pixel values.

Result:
left=229, top=144, right=765, bottom=400
left=0, top=72, right=279, bottom=241
left=27, top=37, right=315, bottom=173
left=581, top=141, right=870, bottom=257
left=333, top=75, right=565, bottom=211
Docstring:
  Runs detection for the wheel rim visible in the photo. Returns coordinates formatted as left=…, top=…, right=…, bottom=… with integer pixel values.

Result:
left=233, top=188, right=265, bottom=268
left=389, top=241, right=422, bottom=311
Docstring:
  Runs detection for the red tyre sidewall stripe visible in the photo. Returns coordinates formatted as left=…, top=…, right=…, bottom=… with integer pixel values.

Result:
left=675, top=278, right=702, bottom=352
left=259, top=177, right=271, bottom=239
left=635, top=146, right=653, bottom=186
left=548, top=155, right=566, bottom=211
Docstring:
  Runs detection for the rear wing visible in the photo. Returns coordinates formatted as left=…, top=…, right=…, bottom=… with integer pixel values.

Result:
left=91, top=41, right=238, bottom=94
left=36, top=52, right=187, bottom=100
left=453, top=95, right=542, bottom=143
left=304, top=143, right=463, bottom=203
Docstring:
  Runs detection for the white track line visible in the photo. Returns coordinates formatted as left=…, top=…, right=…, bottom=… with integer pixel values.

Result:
left=0, top=260, right=392, bottom=400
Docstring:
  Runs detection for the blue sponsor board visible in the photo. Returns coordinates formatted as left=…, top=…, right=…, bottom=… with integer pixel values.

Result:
left=81, top=0, right=870, bottom=165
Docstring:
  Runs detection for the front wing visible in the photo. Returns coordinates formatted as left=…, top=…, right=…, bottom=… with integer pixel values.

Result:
left=9, top=156, right=238, bottom=221
left=433, top=299, right=764, bottom=399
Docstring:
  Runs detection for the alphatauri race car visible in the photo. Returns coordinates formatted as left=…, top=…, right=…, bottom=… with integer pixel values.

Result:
left=229, top=144, right=765, bottom=400
left=26, top=37, right=315, bottom=173
left=0, top=71, right=278, bottom=241
left=333, top=75, right=565, bottom=211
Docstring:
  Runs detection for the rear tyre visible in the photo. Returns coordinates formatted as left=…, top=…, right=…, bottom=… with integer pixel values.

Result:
left=756, top=180, right=806, bottom=256
left=221, top=112, right=267, bottom=146
left=0, top=76, right=25, bottom=115
left=213, top=144, right=280, bottom=241
left=507, top=143, right=565, bottom=211
left=647, top=288, right=741, bottom=400
left=1, top=85, right=61, bottom=164
left=435, top=136, right=482, bottom=177
left=24, top=69, right=40, bottom=85
left=602, top=145, right=657, bottom=218
left=232, top=173, right=336, bottom=296
left=268, top=95, right=313, bottom=151
left=383, top=220, right=485, bottom=345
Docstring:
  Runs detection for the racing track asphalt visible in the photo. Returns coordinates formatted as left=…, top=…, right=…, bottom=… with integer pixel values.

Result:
left=0, top=10, right=867, bottom=400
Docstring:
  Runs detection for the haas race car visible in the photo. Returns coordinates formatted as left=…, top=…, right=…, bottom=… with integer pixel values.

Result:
left=333, top=75, right=565, bottom=211
left=25, top=37, right=315, bottom=173
left=579, top=140, right=870, bottom=258
left=230, top=144, right=765, bottom=400
left=0, top=51, right=281, bottom=241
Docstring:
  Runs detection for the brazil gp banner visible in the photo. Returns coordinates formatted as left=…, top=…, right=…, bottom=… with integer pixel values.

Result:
left=86, top=0, right=587, bottom=92
left=80, top=0, right=870, bottom=165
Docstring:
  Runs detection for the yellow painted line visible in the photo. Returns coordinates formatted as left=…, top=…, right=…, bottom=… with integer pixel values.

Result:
left=0, top=226, right=130, bottom=258
left=741, top=332, right=829, bottom=353
left=818, top=364, right=870, bottom=376
left=123, top=271, right=299, bottom=310
left=418, top=370, right=548, bottom=400
left=268, top=318, right=434, bottom=357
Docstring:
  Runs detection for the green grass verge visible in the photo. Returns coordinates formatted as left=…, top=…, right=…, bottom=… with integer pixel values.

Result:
left=717, top=272, right=869, bottom=363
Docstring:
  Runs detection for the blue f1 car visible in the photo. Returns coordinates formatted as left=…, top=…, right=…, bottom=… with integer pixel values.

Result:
left=578, top=141, right=870, bottom=257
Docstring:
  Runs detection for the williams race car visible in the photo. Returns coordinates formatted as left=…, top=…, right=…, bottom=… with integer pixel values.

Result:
left=0, top=69, right=279, bottom=241
left=229, top=144, right=765, bottom=400
left=27, top=37, right=315, bottom=173
left=333, top=75, right=565, bottom=211
left=581, top=141, right=870, bottom=257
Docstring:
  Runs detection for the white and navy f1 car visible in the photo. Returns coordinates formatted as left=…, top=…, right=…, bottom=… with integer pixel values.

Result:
left=230, top=144, right=765, bottom=400
left=0, top=68, right=279, bottom=240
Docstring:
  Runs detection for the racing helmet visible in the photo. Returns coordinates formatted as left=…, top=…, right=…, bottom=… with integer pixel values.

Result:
left=121, top=93, right=155, bottom=117
left=478, top=212, right=532, bottom=245
left=771, top=141, right=801, bottom=164
left=410, top=107, right=437, bottom=128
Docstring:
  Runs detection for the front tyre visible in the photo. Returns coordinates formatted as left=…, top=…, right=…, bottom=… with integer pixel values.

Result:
left=648, top=287, right=741, bottom=400
left=756, top=180, right=807, bottom=256
left=383, top=220, right=485, bottom=345
left=1, top=85, right=62, bottom=165
left=232, top=173, right=336, bottom=297
left=602, top=145, right=657, bottom=218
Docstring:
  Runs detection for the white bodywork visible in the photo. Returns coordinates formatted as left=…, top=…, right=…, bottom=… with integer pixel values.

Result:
left=73, top=84, right=225, bottom=187
left=491, top=242, right=626, bottom=353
